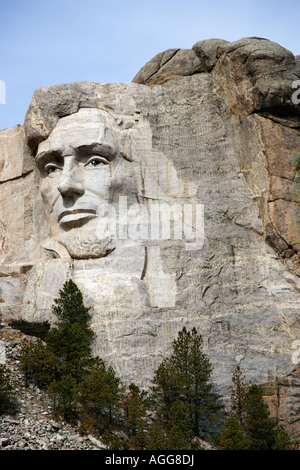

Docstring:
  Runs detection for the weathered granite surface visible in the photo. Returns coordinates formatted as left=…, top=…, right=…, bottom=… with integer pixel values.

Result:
left=0, top=37, right=300, bottom=438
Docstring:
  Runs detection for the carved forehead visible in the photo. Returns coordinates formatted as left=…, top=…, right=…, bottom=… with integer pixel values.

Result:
left=36, top=108, right=118, bottom=156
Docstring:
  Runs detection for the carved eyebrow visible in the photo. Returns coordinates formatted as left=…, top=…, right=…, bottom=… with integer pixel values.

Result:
left=35, top=143, right=116, bottom=166
left=76, top=143, right=116, bottom=160
left=35, top=143, right=117, bottom=168
left=35, top=150, right=63, bottom=167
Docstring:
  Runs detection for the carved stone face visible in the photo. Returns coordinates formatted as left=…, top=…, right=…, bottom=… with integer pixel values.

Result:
left=35, top=108, right=135, bottom=258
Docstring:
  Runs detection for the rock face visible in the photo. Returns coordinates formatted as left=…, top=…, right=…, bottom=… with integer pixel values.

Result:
left=0, top=37, right=300, bottom=439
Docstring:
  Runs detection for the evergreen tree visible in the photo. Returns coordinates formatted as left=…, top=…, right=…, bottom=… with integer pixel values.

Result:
left=230, top=364, right=249, bottom=427
left=146, top=401, right=203, bottom=450
left=101, top=429, right=130, bottom=450
left=18, top=279, right=96, bottom=421
left=48, top=374, right=81, bottom=422
left=0, top=364, right=19, bottom=415
left=272, top=424, right=297, bottom=450
left=9, top=319, right=51, bottom=340
left=46, top=322, right=93, bottom=383
left=143, top=418, right=169, bottom=450
left=81, top=357, right=121, bottom=424
left=123, top=383, right=150, bottom=449
left=163, top=399, right=202, bottom=449
left=151, top=327, right=222, bottom=439
left=52, top=279, right=92, bottom=329
left=18, top=338, right=58, bottom=388
left=216, top=416, right=251, bottom=450
left=216, top=367, right=296, bottom=450
left=243, top=384, right=295, bottom=450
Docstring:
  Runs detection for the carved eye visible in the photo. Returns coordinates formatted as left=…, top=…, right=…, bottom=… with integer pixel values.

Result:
left=85, top=156, right=109, bottom=167
left=44, top=163, right=61, bottom=175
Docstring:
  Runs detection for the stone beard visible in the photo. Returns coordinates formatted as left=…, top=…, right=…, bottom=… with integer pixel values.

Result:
left=35, top=108, right=141, bottom=260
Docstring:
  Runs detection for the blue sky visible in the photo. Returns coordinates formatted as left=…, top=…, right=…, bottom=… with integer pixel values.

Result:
left=0, top=0, right=299, bottom=130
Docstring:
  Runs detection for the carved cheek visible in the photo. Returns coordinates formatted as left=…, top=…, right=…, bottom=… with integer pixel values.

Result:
left=40, top=177, right=61, bottom=208
left=82, top=166, right=114, bottom=198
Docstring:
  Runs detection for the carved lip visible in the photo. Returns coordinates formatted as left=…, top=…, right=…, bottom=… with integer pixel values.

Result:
left=58, top=209, right=97, bottom=223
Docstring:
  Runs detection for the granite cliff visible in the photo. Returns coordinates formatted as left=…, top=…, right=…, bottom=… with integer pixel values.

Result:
left=0, top=37, right=300, bottom=439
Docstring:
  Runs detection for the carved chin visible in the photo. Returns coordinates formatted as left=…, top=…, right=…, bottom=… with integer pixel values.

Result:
left=58, top=231, right=115, bottom=259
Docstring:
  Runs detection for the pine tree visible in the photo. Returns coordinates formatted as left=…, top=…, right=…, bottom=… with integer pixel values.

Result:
left=216, top=368, right=296, bottom=450
left=144, top=418, right=170, bottom=450
left=123, top=383, right=150, bottom=449
left=272, top=424, right=297, bottom=450
left=18, top=338, right=58, bottom=388
left=244, top=384, right=295, bottom=450
left=18, top=279, right=95, bottom=421
left=146, top=400, right=203, bottom=450
left=216, top=416, right=251, bottom=450
left=46, top=322, right=93, bottom=383
left=9, top=319, right=50, bottom=340
left=48, top=373, right=81, bottom=422
left=244, top=384, right=278, bottom=449
left=0, top=364, right=19, bottom=415
left=81, top=357, right=121, bottom=424
left=151, top=327, right=222, bottom=439
left=52, top=279, right=92, bottom=329
left=230, top=364, right=249, bottom=427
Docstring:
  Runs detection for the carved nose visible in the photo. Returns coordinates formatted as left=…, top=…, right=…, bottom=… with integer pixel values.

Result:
left=57, top=176, right=85, bottom=197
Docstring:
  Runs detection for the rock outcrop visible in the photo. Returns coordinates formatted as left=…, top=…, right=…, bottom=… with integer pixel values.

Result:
left=0, top=37, right=300, bottom=439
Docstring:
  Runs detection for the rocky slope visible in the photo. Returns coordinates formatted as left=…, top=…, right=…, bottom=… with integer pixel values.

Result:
left=0, top=324, right=105, bottom=450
